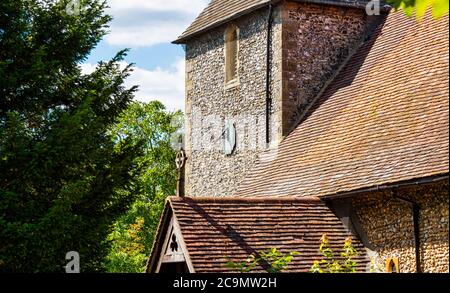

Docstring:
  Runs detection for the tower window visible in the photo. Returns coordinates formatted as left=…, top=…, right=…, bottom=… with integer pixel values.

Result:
left=386, top=258, right=400, bottom=273
left=225, top=25, right=239, bottom=84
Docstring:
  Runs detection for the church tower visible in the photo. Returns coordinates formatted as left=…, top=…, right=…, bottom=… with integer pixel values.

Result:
left=174, top=0, right=384, bottom=197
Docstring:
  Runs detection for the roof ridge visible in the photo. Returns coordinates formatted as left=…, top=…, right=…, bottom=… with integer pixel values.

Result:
left=174, top=0, right=385, bottom=44
left=168, top=196, right=322, bottom=203
left=151, top=193, right=369, bottom=273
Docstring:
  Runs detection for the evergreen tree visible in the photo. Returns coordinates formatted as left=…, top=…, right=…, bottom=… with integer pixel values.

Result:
left=0, top=0, right=142, bottom=272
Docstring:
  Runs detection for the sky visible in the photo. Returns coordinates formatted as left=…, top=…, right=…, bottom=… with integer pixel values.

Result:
left=81, top=0, right=210, bottom=111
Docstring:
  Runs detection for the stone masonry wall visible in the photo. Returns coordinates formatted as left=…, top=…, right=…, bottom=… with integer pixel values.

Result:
left=183, top=2, right=372, bottom=197
left=184, top=7, right=283, bottom=197
left=352, top=181, right=449, bottom=273
left=181, top=1, right=448, bottom=273
left=281, top=2, right=367, bottom=136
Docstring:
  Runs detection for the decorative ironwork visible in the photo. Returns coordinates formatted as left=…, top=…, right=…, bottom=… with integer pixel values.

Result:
left=175, top=150, right=187, bottom=170
left=176, top=149, right=187, bottom=197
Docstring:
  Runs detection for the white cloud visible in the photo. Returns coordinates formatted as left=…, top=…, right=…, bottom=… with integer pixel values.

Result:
left=81, top=60, right=185, bottom=111
left=105, top=21, right=187, bottom=48
left=125, top=59, right=185, bottom=110
left=80, top=0, right=210, bottom=109
left=80, top=63, right=97, bottom=75
left=104, top=0, right=209, bottom=48
left=108, top=0, right=208, bottom=15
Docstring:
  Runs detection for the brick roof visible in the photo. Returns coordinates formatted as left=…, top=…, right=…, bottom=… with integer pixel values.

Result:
left=147, top=197, right=369, bottom=273
left=174, top=0, right=376, bottom=44
left=236, top=11, right=449, bottom=198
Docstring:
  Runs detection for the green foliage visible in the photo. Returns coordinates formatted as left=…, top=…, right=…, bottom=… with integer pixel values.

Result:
left=105, top=217, right=147, bottom=273
left=387, top=0, right=449, bottom=19
left=310, top=234, right=358, bottom=273
left=0, top=0, right=141, bottom=272
left=104, top=101, right=181, bottom=273
left=226, top=248, right=299, bottom=273
left=369, top=257, right=385, bottom=273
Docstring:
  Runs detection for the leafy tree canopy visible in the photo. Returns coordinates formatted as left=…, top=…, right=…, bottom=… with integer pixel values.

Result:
left=105, top=101, right=181, bottom=273
left=387, top=0, right=448, bottom=19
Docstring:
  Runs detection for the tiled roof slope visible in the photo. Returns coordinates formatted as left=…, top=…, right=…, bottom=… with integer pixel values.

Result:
left=174, top=0, right=376, bottom=43
left=174, top=0, right=267, bottom=44
left=168, top=197, right=368, bottom=273
left=236, top=11, right=449, bottom=198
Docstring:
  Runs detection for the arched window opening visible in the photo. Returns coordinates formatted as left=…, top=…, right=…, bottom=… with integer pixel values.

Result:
left=386, top=258, right=400, bottom=273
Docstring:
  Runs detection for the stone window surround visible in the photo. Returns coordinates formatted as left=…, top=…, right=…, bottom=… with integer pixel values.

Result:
left=224, top=23, right=240, bottom=89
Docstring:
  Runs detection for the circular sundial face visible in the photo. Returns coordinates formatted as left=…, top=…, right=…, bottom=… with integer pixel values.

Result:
left=223, top=121, right=236, bottom=155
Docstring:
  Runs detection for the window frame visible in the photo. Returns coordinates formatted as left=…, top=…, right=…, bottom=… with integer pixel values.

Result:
left=386, top=257, right=400, bottom=273
left=224, top=24, right=240, bottom=88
